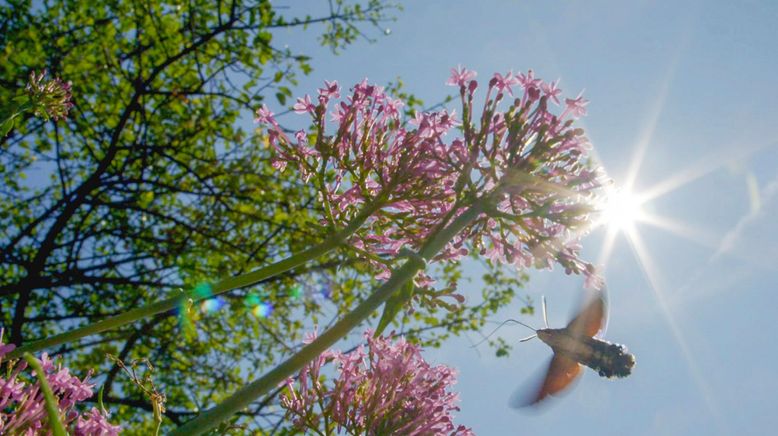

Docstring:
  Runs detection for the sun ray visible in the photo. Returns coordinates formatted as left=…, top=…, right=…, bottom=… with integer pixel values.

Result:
left=642, top=139, right=778, bottom=202
left=597, top=226, right=619, bottom=268
left=624, top=228, right=724, bottom=430
left=638, top=211, right=722, bottom=250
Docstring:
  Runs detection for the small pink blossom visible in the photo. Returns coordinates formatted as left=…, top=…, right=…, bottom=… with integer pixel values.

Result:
left=74, top=408, right=121, bottom=436
left=517, top=69, right=541, bottom=90
left=318, top=80, right=340, bottom=100
left=292, top=94, right=316, bottom=114
left=271, top=158, right=287, bottom=172
left=564, top=92, right=589, bottom=118
left=0, top=342, right=15, bottom=358
left=541, top=79, right=562, bottom=104
left=354, top=78, right=380, bottom=99
left=489, top=71, right=519, bottom=95
left=446, top=65, right=477, bottom=88
left=254, top=104, right=275, bottom=124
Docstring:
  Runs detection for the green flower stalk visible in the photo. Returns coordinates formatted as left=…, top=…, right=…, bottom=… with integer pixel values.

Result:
left=22, top=353, right=68, bottom=436
left=8, top=198, right=384, bottom=359
left=171, top=199, right=487, bottom=436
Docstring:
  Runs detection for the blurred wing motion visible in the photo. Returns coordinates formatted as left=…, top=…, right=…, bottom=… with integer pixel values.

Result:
left=510, top=354, right=582, bottom=408
left=567, top=290, right=607, bottom=338
left=509, top=292, right=620, bottom=408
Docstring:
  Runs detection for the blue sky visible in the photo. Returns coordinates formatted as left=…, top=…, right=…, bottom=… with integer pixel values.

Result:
left=273, top=1, right=778, bottom=434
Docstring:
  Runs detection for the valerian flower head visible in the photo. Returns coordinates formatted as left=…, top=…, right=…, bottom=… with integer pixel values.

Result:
left=25, top=70, right=74, bottom=121
left=0, top=330, right=120, bottom=435
left=255, top=68, right=608, bottom=291
left=434, top=68, right=607, bottom=289
left=256, top=79, right=462, bottom=279
left=281, top=331, right=474, bottom=435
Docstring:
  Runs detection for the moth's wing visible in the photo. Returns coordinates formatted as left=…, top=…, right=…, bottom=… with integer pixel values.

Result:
left=509, top=353, right=583, bottom=408
left=567, top=289, right=608, bottom=338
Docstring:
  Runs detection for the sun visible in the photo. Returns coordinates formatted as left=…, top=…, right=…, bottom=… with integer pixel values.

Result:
left=599, top=187, right=646, bottom=232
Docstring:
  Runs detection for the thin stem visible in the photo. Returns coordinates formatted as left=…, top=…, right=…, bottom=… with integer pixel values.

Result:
left=8, top=199, right=385, bottom=359
left=23, top=353, right=68, bottom=436
left=170, top=199, right=486, bottom=436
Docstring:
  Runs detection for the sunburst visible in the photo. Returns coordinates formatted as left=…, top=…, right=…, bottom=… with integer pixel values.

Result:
left=587, top=136, right=772, bottom=427
left=599, top=186, right=647, bottom=233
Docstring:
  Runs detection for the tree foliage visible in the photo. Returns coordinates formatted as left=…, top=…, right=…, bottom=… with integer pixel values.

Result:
left=0, top=0, right=527, bottom=432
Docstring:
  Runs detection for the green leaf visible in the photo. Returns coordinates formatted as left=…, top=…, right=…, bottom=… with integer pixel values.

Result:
left=375, top=279, right=414, bottom=336
left=97, top=384, right=106, bottom=412
left=1, top=118, right=14, bottom=136
left=139, top=191, right=154, bottom=207
left=275, top=92, right=286, bottom=106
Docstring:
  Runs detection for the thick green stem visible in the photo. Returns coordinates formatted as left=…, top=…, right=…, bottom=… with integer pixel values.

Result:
left=23, top=353, right=68, bottom=436
left=171, top=200, right=486, bottom=436
left=8, top=201, right=383, bottom=359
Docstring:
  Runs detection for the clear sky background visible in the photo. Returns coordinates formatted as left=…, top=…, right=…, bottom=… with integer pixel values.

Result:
left=272, top=1, right=778, bottom=435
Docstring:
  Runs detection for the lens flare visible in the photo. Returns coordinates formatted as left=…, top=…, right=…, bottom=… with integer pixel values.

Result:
left=290, top=285, right=303, bottom=300
left=193, top=282, right=213, bottom=299
left=244, top=293, right=261, bottom=308
left=200, top=296, right=226, bottom=313
left=252, top=302, right=273, bottom=318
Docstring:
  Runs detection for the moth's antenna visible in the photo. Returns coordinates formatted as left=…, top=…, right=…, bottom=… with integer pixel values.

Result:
left=519, top=334, right=537, bottom=342
left=542, top=295, right=549, bottom=328
left=470, top=319, right=537, bottom=349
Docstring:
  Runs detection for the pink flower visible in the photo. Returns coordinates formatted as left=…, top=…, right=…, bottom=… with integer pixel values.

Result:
left=262, top=78, right=463, bottom=270
left=489, top=71, right=519, bottom=95
left=446, top=65, right=477, bottom=88
left=517, top=69, right=541, bottom=90
left=353, top=78, right=379, bottom=99
left=383, top=96, right=405, bottom=118
left=0, top=342, right=15, bottom=358
left=254, top=104, right=276, bottom=124
left=541, top=79, right=562, bottom=104
left=0, top=331, right=120, bottom=434
left=74, top=408, right=121, bottom=436
left=281, top=331, right=474, bottom=435
left=271, top=158, right=287, bottom=172
left=292, top=94, right=316, bottom=114
left=265, top=70, right=608, bottom=304
left=318, top=80, right=340, bottom=100
left=25, top=70, right=73, bottom=121
left=564, top=92, right=589, bottom=118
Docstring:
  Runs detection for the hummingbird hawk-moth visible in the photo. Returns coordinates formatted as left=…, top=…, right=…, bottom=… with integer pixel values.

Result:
left=508, top=291, right=635, bottom=407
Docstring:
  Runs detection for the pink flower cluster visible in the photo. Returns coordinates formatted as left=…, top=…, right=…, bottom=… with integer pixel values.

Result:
left=25, top=70, right=74, bottom=121
left=281, top=331, right=473, bottom=435
left=443, top=67, right=607, bottom=285
left=256, top=67, right=607, bottom=288
left=0, top=332, right=120, bottom=435
left=257, top=79, right=461, bottom=280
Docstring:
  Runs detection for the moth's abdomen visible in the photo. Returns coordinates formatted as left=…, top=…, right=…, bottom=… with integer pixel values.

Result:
left=585, top=338, right=635, bottom=378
